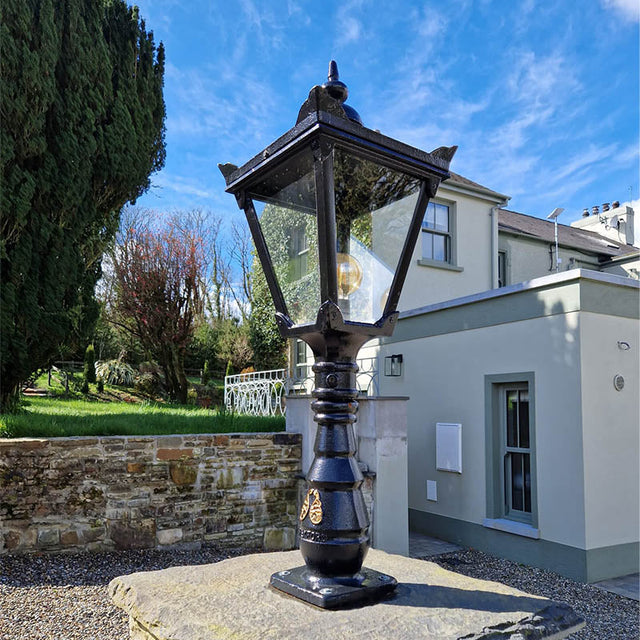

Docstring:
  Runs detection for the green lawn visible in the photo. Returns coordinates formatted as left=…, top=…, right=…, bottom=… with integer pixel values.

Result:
left=0, top=396, right=285, bottom=438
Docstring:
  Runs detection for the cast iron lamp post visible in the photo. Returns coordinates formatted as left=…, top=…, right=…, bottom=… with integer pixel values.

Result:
left=219, top=61, right=456, bottom=608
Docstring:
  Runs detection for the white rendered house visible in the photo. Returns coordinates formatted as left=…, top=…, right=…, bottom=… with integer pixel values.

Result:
left=286, top=172, right=639, bottom=582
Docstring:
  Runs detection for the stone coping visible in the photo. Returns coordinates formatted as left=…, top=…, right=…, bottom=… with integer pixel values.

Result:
left=399, top=268, right=639, bottom=322
left=286, top=395, right=410, bottom=401
left=109, top=549, right=584, bottom=640
left=0, top=432, right=296, bottom=443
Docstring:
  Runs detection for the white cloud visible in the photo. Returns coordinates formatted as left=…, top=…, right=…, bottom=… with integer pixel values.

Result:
left=134, top=0, right=636, bottom=228
left=342, top=17, right=362, bottom=44
left=334, top=0, right=365, bottom=48
left=370, top=34, right=619, bottom=217
left=287, top=0, right=310, bottom=25
left=135, top=0, right=180, bottom=34
left=239, top=0, right=263, bottom=29
left=506, top=51, right=580, bottom=109
left=383, top=55, right=580, bottom=200
left=369, top=7, right=455, bottom=134
left=489, top=107, right=555, bottom=152
left=511, top=0, right=538, bottom=35
left=601, top=0, right=640, bottom=22
left=150, top=173, right=213, bottom=200
left=551, top=143, right=619, bottom=183
left=520, top=0, right=536, bottom=15
left=416, top=10, right=448, bottom=39
left=164, top=62, right=279, bottom=152
left=617, top=142, right=640, bottom=163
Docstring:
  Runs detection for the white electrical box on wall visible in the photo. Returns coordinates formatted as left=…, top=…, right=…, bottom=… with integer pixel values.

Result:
left=436, top=422, right=462, bottom=473
left=427, top=480, right=438, bottom=501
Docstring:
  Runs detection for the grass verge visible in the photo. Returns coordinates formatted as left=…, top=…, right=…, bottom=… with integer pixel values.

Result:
left=0, top=397, right=285, bottom=438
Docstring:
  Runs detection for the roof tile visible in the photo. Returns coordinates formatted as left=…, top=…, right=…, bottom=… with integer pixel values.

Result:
left=498, top=209, right=637, bottom=258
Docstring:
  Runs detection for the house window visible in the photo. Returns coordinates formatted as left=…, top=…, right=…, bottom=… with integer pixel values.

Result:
left=289, top=227, right=309, bottom=280
left=294, top=339, right=307, bottom=376
left=485, top=373, right=537, bottom=532
left=422, top=202, right=451, bottom=263
left=503, top=385, right=531, bottom=519
left=498, top=251, right=507, bottom=288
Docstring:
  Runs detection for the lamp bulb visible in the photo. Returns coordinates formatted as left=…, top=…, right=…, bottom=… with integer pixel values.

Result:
left=336, top=253, right=363, bottom=297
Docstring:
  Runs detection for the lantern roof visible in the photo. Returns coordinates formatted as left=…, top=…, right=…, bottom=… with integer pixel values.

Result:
left=218, top=62, right=457, bottom=347
left=219, top=62, right=456, bottom=196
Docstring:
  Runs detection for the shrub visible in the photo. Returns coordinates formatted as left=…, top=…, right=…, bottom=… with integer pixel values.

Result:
left=210, top=385, right=223, bottom=406
left=95, top=360, right=136, bottom=387
left=186, top=387, right=198, bottom=405
left=84, top=344, right=96, bottom=384
left=225, top=360, right=234, bottom=378
left=137, top=361, right=164, bottom=395
left=192, top=382, right=223, bottom=408
left=139, top=361, right=163, bottom=376
left=202, top=359, right=211, bottom=385
left=134, top=373, right=160, bottom=396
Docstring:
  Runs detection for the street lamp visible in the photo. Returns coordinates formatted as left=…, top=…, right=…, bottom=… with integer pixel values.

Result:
left=219, top=61, right=456, bottom=608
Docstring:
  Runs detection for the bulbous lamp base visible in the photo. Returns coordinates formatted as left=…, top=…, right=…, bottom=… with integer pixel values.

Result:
left=270, top=565, right=397, bottom=609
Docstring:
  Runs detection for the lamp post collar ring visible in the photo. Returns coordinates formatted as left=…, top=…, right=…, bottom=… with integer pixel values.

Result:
left=275, top=301, right=398, bottom=359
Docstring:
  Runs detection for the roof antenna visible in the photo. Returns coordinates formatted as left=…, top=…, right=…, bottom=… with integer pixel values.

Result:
left=546, top=208, right=564, bottom=273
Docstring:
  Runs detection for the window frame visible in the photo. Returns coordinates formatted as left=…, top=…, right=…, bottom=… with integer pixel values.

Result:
left=498, top=250, right=507, bottom=288
left=294, top=339, right=307, bottom=375
left=501, top=384, right=532, bottom=522
left=289, top=226, right=310, bottom=281
left=418, top=199, right=461, bottom=271
left=485, top=372, right=538, bottom=530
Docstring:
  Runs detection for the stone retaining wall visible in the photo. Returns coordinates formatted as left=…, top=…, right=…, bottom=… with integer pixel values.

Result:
left=0, top=433, right=301, bottom=554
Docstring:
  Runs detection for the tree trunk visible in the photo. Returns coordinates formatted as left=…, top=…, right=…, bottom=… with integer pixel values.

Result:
left=172, top=345, right=189, bottom=405
left=160, top=345, right=189, bottom=405
left=0, top=387, right=20, bottom=414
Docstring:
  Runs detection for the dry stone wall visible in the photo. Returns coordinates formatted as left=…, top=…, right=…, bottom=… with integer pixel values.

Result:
left=0, top=433, right=301, bottom=554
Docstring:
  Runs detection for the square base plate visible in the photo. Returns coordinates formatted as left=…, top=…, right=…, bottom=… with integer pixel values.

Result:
left=270, top=565, right=397, bottom=609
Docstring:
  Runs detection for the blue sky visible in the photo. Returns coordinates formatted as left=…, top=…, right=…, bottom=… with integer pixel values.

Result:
left=132, top=0, right=639, bottom=229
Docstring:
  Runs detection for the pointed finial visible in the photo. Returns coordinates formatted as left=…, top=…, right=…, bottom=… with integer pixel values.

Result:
left=328, top=60, right=339, bottom=83
left=323, top=60, right=348, bottom=104
left=322, top=60, right=362, bottom=125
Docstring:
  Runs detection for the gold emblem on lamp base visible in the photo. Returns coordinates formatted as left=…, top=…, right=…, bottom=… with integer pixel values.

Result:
left=300, top=488, right=323, bottom=524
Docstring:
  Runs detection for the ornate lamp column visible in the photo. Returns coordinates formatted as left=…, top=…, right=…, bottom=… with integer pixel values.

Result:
left=220, top=61, right=456, bottom=608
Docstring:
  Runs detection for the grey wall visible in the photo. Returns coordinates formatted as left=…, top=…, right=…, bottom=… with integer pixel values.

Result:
left=380, top=271, right=639, bottom=581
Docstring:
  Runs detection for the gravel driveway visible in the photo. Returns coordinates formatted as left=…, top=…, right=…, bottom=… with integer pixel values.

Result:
left=0, top=547, right=637, bottom=639
left=425, top=549, right=639, bottom=640
left=0, top=548, right=241, bottom=640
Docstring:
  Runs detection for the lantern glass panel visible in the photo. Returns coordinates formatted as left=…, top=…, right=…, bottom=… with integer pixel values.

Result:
left=333, top=148, right=421, bottom=323
left=249, top=149, right=321, bottom=326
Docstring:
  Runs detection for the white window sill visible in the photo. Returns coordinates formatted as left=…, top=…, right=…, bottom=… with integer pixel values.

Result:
left=482, top=518, right=540, bottom=539
left=417, top=258, right=464, bottom=272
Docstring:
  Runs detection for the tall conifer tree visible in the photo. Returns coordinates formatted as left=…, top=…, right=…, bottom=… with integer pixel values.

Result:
left=0, top=0, right=166, bottom=410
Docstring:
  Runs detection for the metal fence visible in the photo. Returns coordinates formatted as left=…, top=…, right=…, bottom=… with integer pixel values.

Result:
left=224, top=369, right=287, bottom=417
left=224, top=357, right=380, bottom=417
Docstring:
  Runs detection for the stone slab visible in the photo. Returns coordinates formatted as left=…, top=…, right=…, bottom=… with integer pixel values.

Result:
left=109, top=549, right=584, bottom=640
